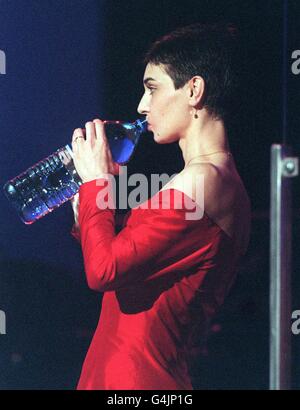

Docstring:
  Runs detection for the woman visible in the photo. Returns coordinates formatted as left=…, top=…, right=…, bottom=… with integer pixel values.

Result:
left=71, top=23, right=251, bottom=390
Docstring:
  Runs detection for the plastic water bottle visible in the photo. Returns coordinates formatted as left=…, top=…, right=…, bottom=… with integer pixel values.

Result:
left=3, top=119, right=147, bottom=224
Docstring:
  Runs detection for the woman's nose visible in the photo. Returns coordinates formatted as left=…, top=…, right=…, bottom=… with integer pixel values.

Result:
left=137, top=94, right=149, bottom=115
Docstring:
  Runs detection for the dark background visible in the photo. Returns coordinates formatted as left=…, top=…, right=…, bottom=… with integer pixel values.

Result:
left=0, top=0, right=299, bottom=389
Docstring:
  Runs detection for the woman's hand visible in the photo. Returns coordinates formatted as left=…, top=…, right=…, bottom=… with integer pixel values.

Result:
left=71, top=119, right=121, bottom=183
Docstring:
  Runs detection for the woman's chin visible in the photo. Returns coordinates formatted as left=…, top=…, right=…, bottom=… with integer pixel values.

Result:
left=153, top=131, right=166, bottom=143
left=153, top=132, right=177, bottom=144
left=153, top=134, right=165, bottom=144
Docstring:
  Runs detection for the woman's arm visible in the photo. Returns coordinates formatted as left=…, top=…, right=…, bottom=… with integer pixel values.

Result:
left=78, top=178, right=205, bottom=293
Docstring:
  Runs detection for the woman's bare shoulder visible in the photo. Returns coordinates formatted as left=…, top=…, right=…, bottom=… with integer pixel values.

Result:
left=159, top=162, right=222, bottom=211
left=163, top=162, right=249, bottom=220
left=161, top=162, right=221, bottom=196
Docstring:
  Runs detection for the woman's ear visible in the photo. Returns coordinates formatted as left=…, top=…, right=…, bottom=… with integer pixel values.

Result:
left=188, top=76, right=205, bottom=107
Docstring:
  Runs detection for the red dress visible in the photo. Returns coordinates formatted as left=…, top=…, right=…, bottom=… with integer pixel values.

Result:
left=74, top=178, right=241, bottom=390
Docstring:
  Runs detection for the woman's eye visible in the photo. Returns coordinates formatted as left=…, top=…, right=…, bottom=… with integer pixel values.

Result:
left=148, top=87, right=155, bottom=95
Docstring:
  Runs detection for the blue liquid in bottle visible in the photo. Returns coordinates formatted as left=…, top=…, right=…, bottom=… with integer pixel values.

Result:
left=3, top=119, right=147, bottom=224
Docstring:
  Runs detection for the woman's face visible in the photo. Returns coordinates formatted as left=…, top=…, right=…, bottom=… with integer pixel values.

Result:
left=137, top=63, right=190, bottom=143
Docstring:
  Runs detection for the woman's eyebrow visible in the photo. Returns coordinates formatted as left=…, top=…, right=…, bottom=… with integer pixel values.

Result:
left=143, top=77, right=157, bottom=85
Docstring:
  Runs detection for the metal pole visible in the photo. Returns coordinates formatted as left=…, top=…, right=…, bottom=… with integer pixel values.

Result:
left=270, top=144, right=298, bottom=390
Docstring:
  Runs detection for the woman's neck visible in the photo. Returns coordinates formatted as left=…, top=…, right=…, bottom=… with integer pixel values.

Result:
left=179, top=114, right=229, bottom=165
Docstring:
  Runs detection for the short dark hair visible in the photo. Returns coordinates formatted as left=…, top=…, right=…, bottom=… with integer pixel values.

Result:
left=144, top=23, right=243, bottom=126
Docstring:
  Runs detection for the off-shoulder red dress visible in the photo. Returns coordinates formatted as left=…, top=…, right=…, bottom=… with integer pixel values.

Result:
left=74, top=178, right=241, bottom=390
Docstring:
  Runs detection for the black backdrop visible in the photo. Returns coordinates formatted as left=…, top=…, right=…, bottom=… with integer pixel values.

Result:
left=0, top=0, right=299, bottom=389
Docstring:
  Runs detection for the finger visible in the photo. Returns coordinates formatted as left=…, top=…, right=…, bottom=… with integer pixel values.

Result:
left=72, top=129, right=84, bottom=154
left=94, top=119, right=109, bottom=143
left=85, top=121, right=96, bottom=144
left=72, top=128, right=85, bottom=143
left=71, top=140, right=78, bottom=155
left=94, top=120, right=117, bottom=169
